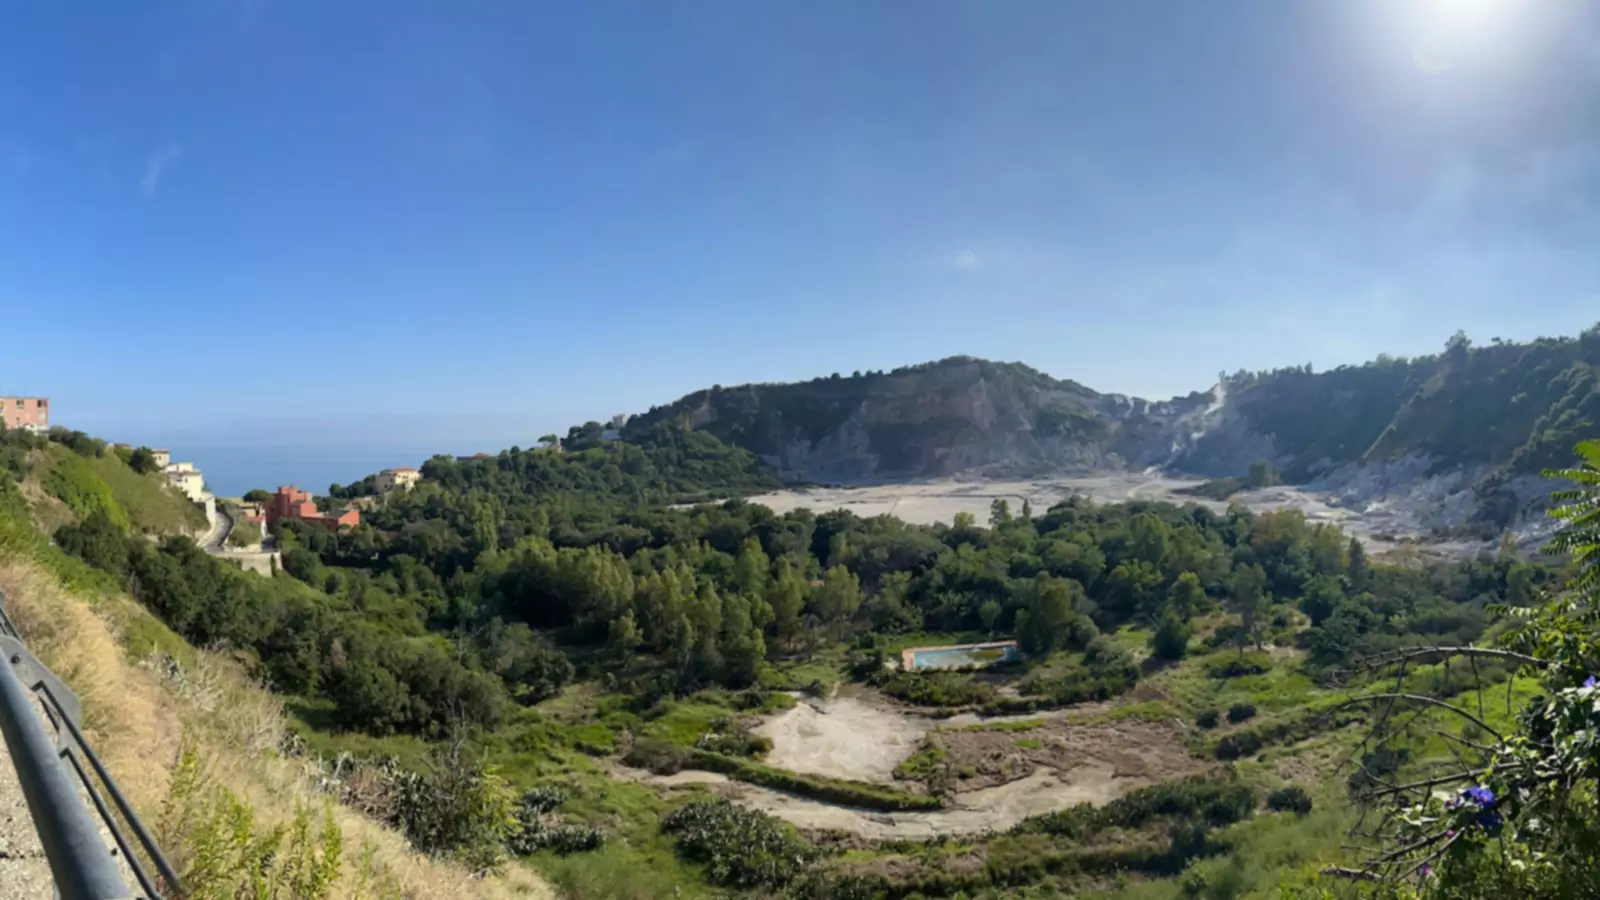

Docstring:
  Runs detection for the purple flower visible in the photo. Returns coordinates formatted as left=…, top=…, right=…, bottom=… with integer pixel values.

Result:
left=1445, top=828, right=1456, bottom=839
left=1420, top=863, right=1434, bottom=878
left=1463, top=786, right=1495, bottom=806
left=1585, top=676, right=1597, bottom=689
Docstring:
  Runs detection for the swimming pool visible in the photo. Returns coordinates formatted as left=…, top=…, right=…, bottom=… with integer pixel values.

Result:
left=905, top=641, right=1021, bottom=671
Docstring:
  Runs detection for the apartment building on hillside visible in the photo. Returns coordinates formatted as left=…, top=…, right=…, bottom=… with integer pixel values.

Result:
left=1, top=397, right=49, bottom=433
left=374, top=467, right=421, bottom=493
left=266, top=485, right=359, bottom=531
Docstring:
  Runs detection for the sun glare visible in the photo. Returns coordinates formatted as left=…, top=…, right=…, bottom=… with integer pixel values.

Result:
left=1406, top=0, right=1517, bottom=73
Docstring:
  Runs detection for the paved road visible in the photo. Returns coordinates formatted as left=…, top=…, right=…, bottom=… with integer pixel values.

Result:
left=201, top=501, right=232, bottom=551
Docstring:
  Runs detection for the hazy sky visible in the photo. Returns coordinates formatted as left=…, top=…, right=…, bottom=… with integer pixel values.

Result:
left=4, top=0, right=1599, bottom=456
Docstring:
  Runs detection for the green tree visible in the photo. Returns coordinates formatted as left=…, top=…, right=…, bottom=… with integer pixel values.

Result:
left=1347, top=537, right=1369, bottom=590
left=978, top=599, right=1002, bottom=636
left=1298, top=574, right=1342, bottom=627
left=764, top=558, right=806, bottom=649
left=1245, top=460, right=1277, bottom=489
left=731, top=537, right=770, bottom=598
left=810, top=565, right=863, bottom=625
left=989, top=498, right=1012, bottom=528
left=1128, top=513, right=1171, bottom=567
left=1228, top=563, right=1268, bottom=654
left=1168, top=571, right=1205, bottom=618
left=128, top=446, right=160, bottom=474
left=243, top=488, right=272, bottom=504
left=607, top=609, right=642, bottom=660
left=1149, top=612, right=1190, bottom=661
left=1015, top=574, right=1088, bottom=655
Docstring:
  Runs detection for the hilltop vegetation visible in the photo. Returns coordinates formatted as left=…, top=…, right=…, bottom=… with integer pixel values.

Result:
left=1181, top=327, right=1600, bottom=478
left=617, top=327, right=1600, bottom=493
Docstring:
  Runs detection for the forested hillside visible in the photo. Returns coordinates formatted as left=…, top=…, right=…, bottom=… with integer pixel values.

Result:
left=1177, top=327, right=1600, bottom=478
left=623, top=356, right=1197, bottom=480
left=622, top=326, right=1600, bottom=488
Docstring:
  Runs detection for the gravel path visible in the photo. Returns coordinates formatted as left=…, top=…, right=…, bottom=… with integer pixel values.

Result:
left=0, top=694, right=139, bottom=897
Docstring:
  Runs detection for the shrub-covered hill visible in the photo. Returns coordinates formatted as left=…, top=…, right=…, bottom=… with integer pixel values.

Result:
left=619, top=327, right=1600, bottom=488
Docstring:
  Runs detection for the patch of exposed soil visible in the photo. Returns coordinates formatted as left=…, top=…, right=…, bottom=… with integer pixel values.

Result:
left=752, top=688, right=1091, bottom=784
left=926, top=719, right=1199, bottom=792
left=754, top=692, right=932, bottom=784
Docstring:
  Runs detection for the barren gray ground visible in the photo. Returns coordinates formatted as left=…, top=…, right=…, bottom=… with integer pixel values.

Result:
left=748, top=471, right=1482, bottom=555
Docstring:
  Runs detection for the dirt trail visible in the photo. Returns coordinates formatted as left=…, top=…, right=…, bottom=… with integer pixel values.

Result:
left=619, top=762, right=1138, bottom=838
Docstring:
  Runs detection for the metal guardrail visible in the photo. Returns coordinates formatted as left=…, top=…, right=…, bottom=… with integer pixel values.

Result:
left=0, top=590, right=180, bottom=899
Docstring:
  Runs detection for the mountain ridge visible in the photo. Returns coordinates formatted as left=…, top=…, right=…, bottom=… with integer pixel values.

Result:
left=628, top=331, right=1597, bottom=475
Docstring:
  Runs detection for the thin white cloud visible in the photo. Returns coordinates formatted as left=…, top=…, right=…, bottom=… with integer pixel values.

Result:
left=949, top=248, right=985, bottom=270
left=140, top=143, right=184, bottom=196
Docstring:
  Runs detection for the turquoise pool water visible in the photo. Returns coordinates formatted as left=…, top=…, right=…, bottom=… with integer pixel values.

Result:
left=910, top=644, right=1021, bottom=670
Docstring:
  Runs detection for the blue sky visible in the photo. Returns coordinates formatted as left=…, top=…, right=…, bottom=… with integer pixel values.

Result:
left=3, top=1, right=1600, bottom=489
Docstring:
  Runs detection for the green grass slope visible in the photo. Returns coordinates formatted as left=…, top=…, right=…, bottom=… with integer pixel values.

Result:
left=36, top=444, right=206, bottom=536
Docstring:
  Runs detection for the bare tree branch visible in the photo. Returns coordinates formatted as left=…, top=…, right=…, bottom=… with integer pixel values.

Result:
left=1327, top=693, right=1505, bottom=742
left=1359, top=646, right=1546, bottom=670
left=1321, top=866, right=1382, bottom=882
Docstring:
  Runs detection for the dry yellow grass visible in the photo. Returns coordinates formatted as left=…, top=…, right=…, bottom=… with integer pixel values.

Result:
left=0, top=560, right=555, bottom=900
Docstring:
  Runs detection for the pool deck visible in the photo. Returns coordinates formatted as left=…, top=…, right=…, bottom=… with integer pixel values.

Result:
left=900, top=640, right=1021, bottom=671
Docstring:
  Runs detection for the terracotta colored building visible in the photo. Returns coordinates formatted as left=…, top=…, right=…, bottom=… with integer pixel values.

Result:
left=1, top=397, right=49, bottom=433
left=266, top=485, right=359, bottom=531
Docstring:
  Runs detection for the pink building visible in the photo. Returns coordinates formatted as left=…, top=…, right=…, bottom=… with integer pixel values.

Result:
left=1, top=397, right=49, bottom=433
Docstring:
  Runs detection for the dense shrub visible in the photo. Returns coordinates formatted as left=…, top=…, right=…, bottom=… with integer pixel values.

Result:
left=1206, top=653, right=1273, bottom=679
left=1016, top=773, right=1255, bottom=838
left=387, top=746, right=521, bottom=874
left=1150, top=612, right=1191, bottom=661
left=47, top=427, right=106, bottom=458
left=1266, top=785, right=1313, bottom=815
left=1195, top=710, right=1220, bottom=729
left=1214, top=731, right=1264, bottom=761
left=623, top=738, right=691, bottom=774
left=663, top=799, right=814, bottom=889
left=1226, top=702, right=1257, bottom=723
left=506, top=788, right=604, bottom=856
left=695, top=718, right=772, bottom=757
left=879, top=671, right=997, bottom=707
